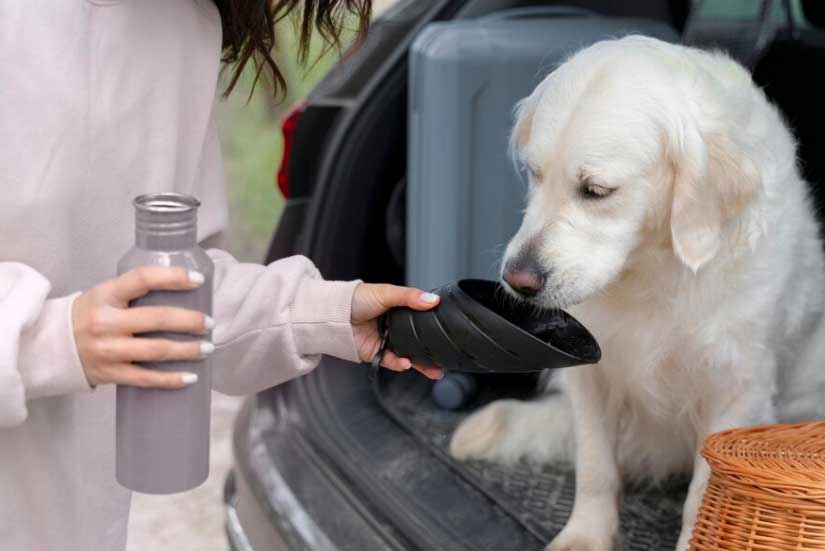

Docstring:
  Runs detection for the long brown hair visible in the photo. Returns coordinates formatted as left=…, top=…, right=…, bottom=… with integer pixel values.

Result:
left=213, top=0, right=373, bottom=98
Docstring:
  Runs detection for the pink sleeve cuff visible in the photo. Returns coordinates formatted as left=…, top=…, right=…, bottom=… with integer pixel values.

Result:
left=290, top=279, right=362, bottom=363
left=18, top=293, right=92, bottom=400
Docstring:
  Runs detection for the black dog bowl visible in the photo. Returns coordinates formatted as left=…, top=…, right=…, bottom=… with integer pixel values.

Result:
left=384, top=279, right=601, bottom=373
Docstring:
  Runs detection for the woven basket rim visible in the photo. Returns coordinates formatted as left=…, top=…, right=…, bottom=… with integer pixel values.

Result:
left=702, top=421, right=825, bottom=493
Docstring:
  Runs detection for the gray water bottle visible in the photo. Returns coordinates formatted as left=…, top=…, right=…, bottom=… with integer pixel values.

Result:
left=116, top=193, right=214, bottom=494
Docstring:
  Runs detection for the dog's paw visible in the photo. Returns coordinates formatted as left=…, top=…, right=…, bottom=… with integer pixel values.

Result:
left=449, top=400, right=517, bottom=462
left=450, top=396, right=574, bottom=464
left=546, top=528, right=617, bottom=551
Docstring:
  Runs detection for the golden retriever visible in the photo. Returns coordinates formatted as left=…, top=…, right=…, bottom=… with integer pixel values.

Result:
left=450, top=36, right=825, bottom=551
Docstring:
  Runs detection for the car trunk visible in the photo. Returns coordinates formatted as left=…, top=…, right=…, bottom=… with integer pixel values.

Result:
left=237, top=358, right=687, bottom=550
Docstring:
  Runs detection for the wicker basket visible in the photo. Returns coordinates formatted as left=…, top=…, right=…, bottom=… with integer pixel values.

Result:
left=689, top=421, right=825, bottom=551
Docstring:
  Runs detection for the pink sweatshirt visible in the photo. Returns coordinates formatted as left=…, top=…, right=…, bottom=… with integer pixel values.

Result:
left=0, top=1, right=360, bottom=549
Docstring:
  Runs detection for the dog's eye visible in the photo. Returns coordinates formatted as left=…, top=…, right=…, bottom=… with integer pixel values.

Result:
left=579, top=182, right=615, bottom=200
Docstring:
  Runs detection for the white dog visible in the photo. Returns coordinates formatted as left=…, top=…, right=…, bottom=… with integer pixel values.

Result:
left=450, top=36, right=825, bottom=551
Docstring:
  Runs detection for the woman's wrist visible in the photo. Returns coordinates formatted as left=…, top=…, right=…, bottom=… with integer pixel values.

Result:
left=290, top=278, right=362, bottom=362
left=18, top=292, right=92, bottom=400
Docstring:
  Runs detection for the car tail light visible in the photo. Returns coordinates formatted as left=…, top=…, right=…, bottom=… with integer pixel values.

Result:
left=276, top=101, right=306, bottom=199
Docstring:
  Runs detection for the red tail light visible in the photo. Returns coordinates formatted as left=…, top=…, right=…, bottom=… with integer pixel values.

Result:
left=276, top=102, right=306, bottom=199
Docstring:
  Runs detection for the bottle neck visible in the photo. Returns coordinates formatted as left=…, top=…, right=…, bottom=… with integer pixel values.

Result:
left=133, top=193, right=200, bottom=251
left=135, top=226, right=197, bottom=250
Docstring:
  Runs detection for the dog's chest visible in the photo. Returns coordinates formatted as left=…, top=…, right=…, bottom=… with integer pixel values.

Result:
left=573, top=302, right=720, bottom=419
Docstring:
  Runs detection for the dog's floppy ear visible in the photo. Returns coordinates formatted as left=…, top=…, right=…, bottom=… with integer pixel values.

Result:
left=668, top=122, right=760, bottom=272
left=509, top=97, right=535, bottom=162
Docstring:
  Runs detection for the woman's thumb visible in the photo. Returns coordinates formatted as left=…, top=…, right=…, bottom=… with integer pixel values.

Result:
left=378, top=285, right=440, bottom=311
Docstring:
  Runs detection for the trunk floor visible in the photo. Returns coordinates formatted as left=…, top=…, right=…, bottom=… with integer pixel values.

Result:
left=375, top=369, right=687, bottom=550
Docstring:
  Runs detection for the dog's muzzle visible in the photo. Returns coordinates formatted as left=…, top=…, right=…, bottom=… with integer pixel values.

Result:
left=503, top=257, right=547, bottom=297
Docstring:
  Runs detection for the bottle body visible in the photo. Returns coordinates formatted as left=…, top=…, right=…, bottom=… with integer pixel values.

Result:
left=116, top=193, right=214, bottom=494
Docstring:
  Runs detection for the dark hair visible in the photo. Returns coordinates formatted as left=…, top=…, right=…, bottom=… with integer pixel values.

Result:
left=213, top=0, right=373, bottom=98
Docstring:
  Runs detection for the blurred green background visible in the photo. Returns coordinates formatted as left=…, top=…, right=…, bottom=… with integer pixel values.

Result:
left=214, top=26, right=344, bottom=262
left=216, top=0, right=397, bottom=262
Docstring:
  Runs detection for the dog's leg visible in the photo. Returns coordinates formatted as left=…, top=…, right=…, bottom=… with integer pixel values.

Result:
left=547, top=368, right=620, bottom=551
left=675, top=451, right=710, bottom=551
left=675, top=371, right=777, bottom=551
left=449, top=393, right=574, bottom=465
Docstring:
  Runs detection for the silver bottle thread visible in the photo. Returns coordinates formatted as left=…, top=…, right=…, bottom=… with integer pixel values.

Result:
left=134, top=193, right=200, bottom=250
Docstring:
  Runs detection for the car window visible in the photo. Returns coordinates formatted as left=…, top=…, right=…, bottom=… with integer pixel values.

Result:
left=697, top=0, right=763, bottom=19
left=693, top=0, right=825, bottom=28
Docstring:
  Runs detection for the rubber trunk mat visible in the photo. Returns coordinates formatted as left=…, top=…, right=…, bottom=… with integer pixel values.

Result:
left=374, top=369, right=688, bottom=550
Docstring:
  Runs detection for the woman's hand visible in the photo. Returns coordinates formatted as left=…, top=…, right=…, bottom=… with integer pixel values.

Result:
left=72, top=267, right=214, bottom=389
left=351, top=283, right=443, bottom=380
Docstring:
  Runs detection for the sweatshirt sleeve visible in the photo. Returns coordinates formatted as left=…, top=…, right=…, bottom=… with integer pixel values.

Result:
left=207, top=250, right=362, bottom=396
left=0, top=263, right=91, bottom=427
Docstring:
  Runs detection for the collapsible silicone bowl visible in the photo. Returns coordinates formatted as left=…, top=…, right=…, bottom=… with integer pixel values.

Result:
left=383, top=279, right=601, bottom=373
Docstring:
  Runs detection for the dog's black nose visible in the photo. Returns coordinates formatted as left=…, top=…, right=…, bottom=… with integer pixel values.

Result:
left=503, top=261, right=546, bottom=297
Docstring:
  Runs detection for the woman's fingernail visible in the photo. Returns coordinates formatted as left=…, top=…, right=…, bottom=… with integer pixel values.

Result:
left=402, top=359, right=412, bottom=370
left=204, top=316, right=216, bottom=331
left=420, top=292, right=439, bottom=304
left=200, top=341, right=215, bottom=356
left=181, top=372, right=199, bottom=385
left=188, top=271, right=205, bottom=285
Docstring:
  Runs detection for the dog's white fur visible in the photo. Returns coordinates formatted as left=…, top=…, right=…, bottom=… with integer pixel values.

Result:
left=449, top=36, right=825, bottom=551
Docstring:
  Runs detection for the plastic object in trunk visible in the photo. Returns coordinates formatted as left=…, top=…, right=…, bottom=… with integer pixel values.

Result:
left=384, top=279, right=600, bottom=373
